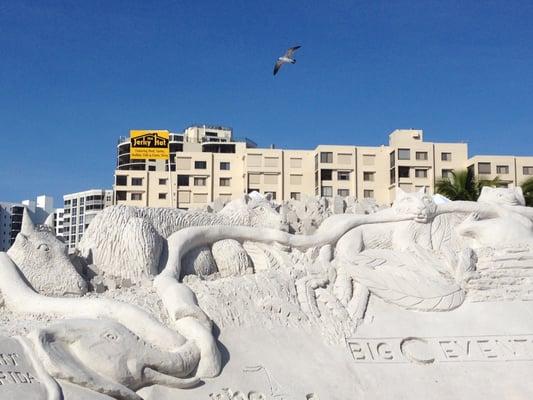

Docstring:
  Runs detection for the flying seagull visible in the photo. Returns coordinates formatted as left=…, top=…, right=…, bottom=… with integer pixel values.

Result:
left=273, top=45, right=301, bottom=76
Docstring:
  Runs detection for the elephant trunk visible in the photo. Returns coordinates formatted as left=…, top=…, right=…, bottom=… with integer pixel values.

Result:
left=145, top=339, right=200, bottom=379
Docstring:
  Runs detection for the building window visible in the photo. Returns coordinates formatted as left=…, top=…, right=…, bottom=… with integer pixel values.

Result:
left=195, top=161, right=207, bottom=169
left=416, top=152, right=428, bottom=161
left=441, top=152, right=452, bottom=161
left=264, top=174, right=278, bottom=184
left=496, top=165, right=509, bottom=174
left=131, top=178, right=143, bottom=186
left=390, top=168, right=396, bottom=185
left=249, top=174, right=261, bottom=185
left=363, top=190, right=374, bottom=198
left=193, top=193, right=208, bottom=203
left=131, top=193, right=142, bottom=201
left=264, top=157, right=279, bottom=167
left=337, top=189, right=349, bottom=197
left=363, top=154, right=375, bottom=166
left=321, top=169, right=333, bottom=181
left=116, top=191, right=127, bottom=201
left=338, top=154, right=352, bottom=165
left=321, top=186, right=333, bottom=197
left=220, top=162, right=230, bottom=170
left=398, top=166, right=410, bottom=178
left=194, top=177, right=207, bottom=186
left=247, top=154, right=262, bottom=167
left=320, top=152, right=333, bottom=163
left=159, top=193, right=167, bottom=200
left=337, top=171, right=350, bottom=181
left=398, top=149, right=410, bottom=160
left=290, top=192, right=301, bottom=200
left=177, top=175, right=190, bottom=186
left=363, top=172, right=375, bottom=182
left=290, top=174, right=302, bottom=185
left=264, top=191, right=277, bottom=200
left=478, top=163, right=491, bottom=174
left=524, top=166, right=533, bottom=175
left=390, top=151, right=396, bottom=168
left=176, top=157, right=191, bottom=170
left=219, top=178, right=231, bottom=186
left=415, top=169, right=428, bottom=178
left=442, top=169, right=453, bottom=178
left=159, top=178, right=167, bottom=185
left=115, top=175, right=127, bottom=186
left=290, top=158, right=302, bottom=168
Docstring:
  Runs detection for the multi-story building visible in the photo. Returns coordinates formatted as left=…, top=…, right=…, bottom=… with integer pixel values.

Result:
left=0, top=203, right=24, bottom=251
left=114, top=126, right=533, bottom=208
left=0, top=195, right=55, bottom=251
left=467, top=155, right=533, bottom=188
left=54, top=208, right=65, bottom=239
left=62, top=189, right=113, bottom=249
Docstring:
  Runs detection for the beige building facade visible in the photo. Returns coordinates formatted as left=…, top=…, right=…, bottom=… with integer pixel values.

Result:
left=467, top=155, right=533, bottom=188
left=114, top=126, right=533, bottom=208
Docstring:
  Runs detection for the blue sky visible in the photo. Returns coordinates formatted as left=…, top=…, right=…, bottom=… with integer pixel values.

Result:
left=1, top=0, right=532, bottom=204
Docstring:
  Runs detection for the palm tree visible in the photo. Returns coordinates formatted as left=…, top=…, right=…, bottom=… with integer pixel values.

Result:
left=435, top=169, right=501, bottom=201
left=521, top=177, right=533, bottom=207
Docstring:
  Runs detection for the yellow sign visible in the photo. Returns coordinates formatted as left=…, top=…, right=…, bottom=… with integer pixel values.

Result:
left=130, top=130, right=169, bottom=159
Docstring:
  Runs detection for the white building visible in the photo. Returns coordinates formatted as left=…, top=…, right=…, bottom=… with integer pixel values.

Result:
left=54, top=208, right=65, bottom=239
left=62, top=189, right=113, bottom=249
left=0, top=195, right=55, bottom=251
left=0, top=203, right=24, bottom=251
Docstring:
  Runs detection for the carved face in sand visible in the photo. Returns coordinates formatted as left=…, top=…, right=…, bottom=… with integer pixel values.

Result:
left=29, top=318, right=198, bottom=396
left=478, top=186, right=526, bottom=206
left=7, top=209, right=87, bottom=296
left=392, top=187, right=437, bottom=220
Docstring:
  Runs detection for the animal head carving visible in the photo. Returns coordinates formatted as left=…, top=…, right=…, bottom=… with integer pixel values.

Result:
left=28, top=319, right=199, bottom=396
left=219, top=194, right=288, bottom=231
left=478, top=186, right=525, bottom=206
left=392, top=187, right=437, bottom=220
left=7, top=208, right=87, bottom=296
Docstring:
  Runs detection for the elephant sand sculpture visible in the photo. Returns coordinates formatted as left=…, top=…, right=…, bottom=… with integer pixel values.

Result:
left=27, top=318, right=199, bottom=400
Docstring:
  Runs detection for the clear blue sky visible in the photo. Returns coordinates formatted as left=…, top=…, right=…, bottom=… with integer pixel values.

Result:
left=1, top=0, right=532, bottom=204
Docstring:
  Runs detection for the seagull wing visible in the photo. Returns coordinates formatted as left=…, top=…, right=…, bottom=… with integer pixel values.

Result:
left=273, top=59, right=284, bottom=75
left=285, top=45, right=301, bottom=58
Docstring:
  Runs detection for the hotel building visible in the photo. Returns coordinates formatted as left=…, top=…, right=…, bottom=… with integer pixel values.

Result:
left=113, top=126, right=533, bottom=209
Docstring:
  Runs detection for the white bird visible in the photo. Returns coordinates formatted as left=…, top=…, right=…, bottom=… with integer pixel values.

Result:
left=273, top=45, right=301, bottom=76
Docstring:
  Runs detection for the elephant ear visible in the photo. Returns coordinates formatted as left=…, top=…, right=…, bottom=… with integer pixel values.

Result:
left=350, top=249, right=465, bottom=312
